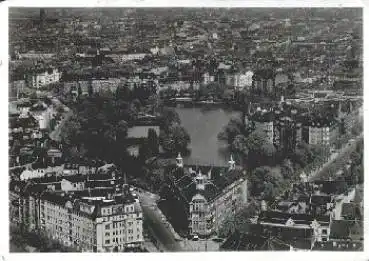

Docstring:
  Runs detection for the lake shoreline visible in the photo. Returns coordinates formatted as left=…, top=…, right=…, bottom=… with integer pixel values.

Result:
left=175, top=107, right=241, bottom=166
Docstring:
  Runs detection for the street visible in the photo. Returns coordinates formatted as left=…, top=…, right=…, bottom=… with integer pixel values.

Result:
left=308, top=133, right=362, bottom=182
left=9, top=156, right=38, bottom=172
left=138, top=191, right=183, bottom=252
left=180, top=238, right=221, bottom=252
left=49, top=109, right=73, bottom=142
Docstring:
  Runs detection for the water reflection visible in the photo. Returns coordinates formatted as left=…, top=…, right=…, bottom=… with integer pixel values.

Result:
left=175, top=106, right=241, bottom=166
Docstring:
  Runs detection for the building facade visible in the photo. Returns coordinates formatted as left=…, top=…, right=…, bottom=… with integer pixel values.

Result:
left=308, top=118, right=338, bottom=147
left=250, top=109, right=274, bottom=144
left=27, top=68, right=61, bottom=89
left=12, top=182, right=144, bottom=252
left=171, top=155, right=248, bottom=237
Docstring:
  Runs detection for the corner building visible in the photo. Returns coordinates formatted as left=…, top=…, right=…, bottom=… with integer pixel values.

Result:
left=169, top=154, right=248, bottom=237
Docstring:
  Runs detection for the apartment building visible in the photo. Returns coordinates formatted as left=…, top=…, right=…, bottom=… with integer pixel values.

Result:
left=170, top=154, right=248, bottom=237
left=248, top=103, right=303, bottom=154
left=106, top=53, right=148, bottom=62
left=11, top=180, right=144, bottom=252
left=252, top=69, right=275, bottom=96
left=308, top=117, right=338, bottom=147
left=250, top=108, right=274, bottom=144
left=258, top=211, right=332, bottom=245
left=234, top=70, right=253, bottom=91
left=27, top=68, right=61, bottom=89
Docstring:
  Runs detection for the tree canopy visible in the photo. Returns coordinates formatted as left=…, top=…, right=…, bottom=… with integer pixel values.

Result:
left=218, top=117, right=244, bottom=145
left=60, top=94, right=130, bottom=163
left=248, top=166, right=283, bottom=201
left=160, top=125, right=191, bottom=155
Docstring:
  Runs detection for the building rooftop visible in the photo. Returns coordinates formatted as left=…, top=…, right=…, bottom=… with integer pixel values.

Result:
left=250, top=110, right=275, bottom=122
left=329, top=220, right=363, bottom=241
left=258, top=210, right=330, bottom=226
left=341, top=202, right=362, bottom=220
left=170, top=165, right=245, bottom=203
left=220, top=231, right=290, bottom=251
left=310, top=194, right=333, bottom=206
left=40, top=188, right=138, bottom=220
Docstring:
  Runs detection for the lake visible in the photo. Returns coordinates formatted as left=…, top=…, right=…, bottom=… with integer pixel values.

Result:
left=175, top=106, right=241, bottom=166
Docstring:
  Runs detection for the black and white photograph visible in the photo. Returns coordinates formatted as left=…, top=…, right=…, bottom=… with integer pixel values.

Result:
left=7, top=6, right=364, bottom=253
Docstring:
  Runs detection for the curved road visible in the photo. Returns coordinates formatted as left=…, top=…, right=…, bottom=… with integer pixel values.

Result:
left=139, top=192, right=182, bottom=252
left=49, top=110, right=73, bottom=142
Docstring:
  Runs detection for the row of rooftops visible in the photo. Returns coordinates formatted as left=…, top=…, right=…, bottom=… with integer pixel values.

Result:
left=11, top=179, right=139, bottom=220
left=248, top=103, right=338, bottom=127
left=170, top=162, right=245, bottom=203
left=220, top=220, right=363, bottom=251
left=19, top=171, right=118, bottom=184
left=221, top=179, right=363, bottom=250
left=258, top=210, right=330, bottom=226
left=40, top=188, right=139, bottom=219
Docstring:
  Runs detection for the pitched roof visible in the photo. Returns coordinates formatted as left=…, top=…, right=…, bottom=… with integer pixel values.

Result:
left=62, top=175, right=86, bottom=183
left=341, top=202, right=362, bottom=220
left=253, top=69, right=275, bottom=80
left=250, top=110, right=275, bottom=122
left=310, top=194, right=333, bottom=206
left=171, top=165, right=245, bottom=203
left=258, top=211, right=330, bottom=226
left=220, top=232, right=290, bottom=251
left=330, top=220, right=363, bottom=241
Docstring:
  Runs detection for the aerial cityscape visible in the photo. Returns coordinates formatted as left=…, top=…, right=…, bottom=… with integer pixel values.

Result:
left=8, top=8, right=363, bottom=252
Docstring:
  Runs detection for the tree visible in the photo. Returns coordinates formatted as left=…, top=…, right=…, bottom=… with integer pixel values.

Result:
left=245, top=129, right=268, bottom=151
left=160, top=107, right=181, bottom=130
left=218, top=117, right=244, bottom=145
left=350, top=151, right=361, bottom=166
left=77, top=84, right=82, bottom=97
left=263, top=181, right=277, bottom=202
left=88, top=81, right=93, bottom=96
left=333, top=133, right=350, bottom=149
left=261, top=142, right=276, bottom=158
left=218, top=205, right=257, bottom=237
left=336, top=176, right=349, bottom=195
left=232, top=134, right=249, bottom=157
left=30, top=92, right=38, bottom=101
left=292, top=142, right=311, bottom=168
left=281, top=158, right=294, bottom=179
left=286, top=83, right=296, bottom=97
left=116, top=120, right=128, bottom=142
left=229, top=129, right=273, bottom=169
left=245, top=130, right=271, bottom=167
left=61, top=95, right=131, bottom=163
left=147, top=128, right=159, bottom=155
left=60, top=114, right=82, bottom=146
left=115, top=84, right=132, bottom=101
left=160, top=125, right=190, bottom=154
left=248, top=166, right=282, bottom=200
left=351, top=120, right=363, bottom=136
left=56, top=104, right=65, bottom=114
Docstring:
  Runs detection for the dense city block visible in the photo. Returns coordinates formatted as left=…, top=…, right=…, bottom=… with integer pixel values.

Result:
left=8, top=8, right=363, bottom=252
